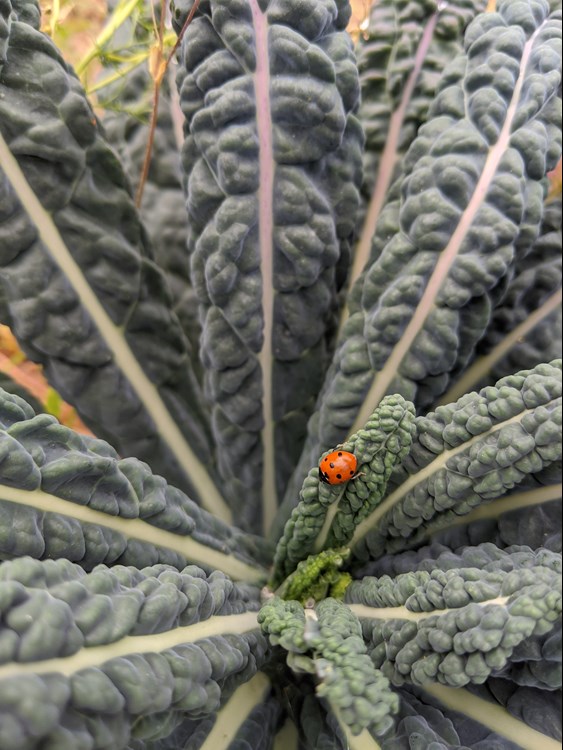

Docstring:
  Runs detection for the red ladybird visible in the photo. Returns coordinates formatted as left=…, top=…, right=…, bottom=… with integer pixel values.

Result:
left=319, top=450, right=358, bottom=485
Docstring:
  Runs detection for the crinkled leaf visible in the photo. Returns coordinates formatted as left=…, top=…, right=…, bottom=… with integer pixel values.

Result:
left=259, top=597, right=398, bottom=738
left=350, top=545, right=562, bottom=689
left=382, top=684, right=523, bottom=749
left=101, top=65, right=203, bottom=380
left=358, top=0, right=486, bottom=199
left=0, top=556, right=268, bottom=749
left=127, top=686, right=282, bottom=749
left=0, top=370, right=43, bottom=414
left=355, top=0, right=486, bottom=269
left=0, top=2, right=561, bottom=749
left=280, top=0, right=562, bottom=529
left=0, top=387, right=271, bottom=579
left=351, top=360, right=562, bottom=562
left=0, top=1, right=230, bottom=520
left=174, top=0, right=363, bottom=532
left=271, top=394, right=415, bottom=587
left=431, top=494, right=562, bottom=554
left=474, top=199, right=563, bottom=385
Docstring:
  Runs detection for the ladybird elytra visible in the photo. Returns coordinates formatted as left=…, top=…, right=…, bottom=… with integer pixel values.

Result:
left=318, top=450, right=358, bottom=485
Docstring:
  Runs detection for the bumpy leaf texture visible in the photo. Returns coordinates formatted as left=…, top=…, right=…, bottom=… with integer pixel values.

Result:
left=381, top=684, right=525, bottom=750
left=356, top=0, right=486, bottom=205
left=271, top=394, right=416, bottom=587
left=173, top=0, right=363, bottom=532
left=431, top=496, right=562, bottom=553
left=127, top=686, right=283, bottom=749
left=0, top=0, right=231, bottom=520
left=350, top=360, right=562, bottom=562
left=0, top=556, right=269, bottom=749
left=0, top=370, right=43, bottom=414
left=349, top=544, right=562, bottom=697
left=278, top=0, right=562, bottom=532
left=473, top=198, right=562, bottom=383
left=0, top=387, right=271, bottom=576
left=100, top=65, right=203, bottom=380
left=0, top=1, right=560, bottom=749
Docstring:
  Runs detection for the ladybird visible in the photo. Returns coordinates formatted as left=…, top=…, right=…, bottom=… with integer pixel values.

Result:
left=319, top=450, right=358, bottom=485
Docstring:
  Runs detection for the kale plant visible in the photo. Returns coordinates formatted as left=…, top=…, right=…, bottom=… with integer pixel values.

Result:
left=0, top=0, right=561, bottom=748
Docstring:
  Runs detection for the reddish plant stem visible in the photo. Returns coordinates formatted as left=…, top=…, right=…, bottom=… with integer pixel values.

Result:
left=164, top=0, right=201, bottom=75
left=135, top=82, right=161, bottom=207
left=135, top=0, right=201, bottom=207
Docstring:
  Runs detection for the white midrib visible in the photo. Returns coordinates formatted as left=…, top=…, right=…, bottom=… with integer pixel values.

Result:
left=0, top=133, right=231, bottom=523
left=0, top=485, right=267, bottom=583
left=348, top=596, right=510, bottom=623
left=313, top=485, right=347, bottom=553
left=198, top=673, right=271, bottom=750
left=349, top=594, right=547, bottom=750
left=416, top=483, right=563, bottom=542
left=0, top=610, right=260, bottom=679
left=422, top=683, right=562, bottom=750
left=332, top=705, right=383, bottom=750
left=273, top=718, right=299, bottom=750
left=350, top=406, right=541, bottom=550
left=348, top=21, right=546, bottom=435
left=249, top=0, right=277, bottom=536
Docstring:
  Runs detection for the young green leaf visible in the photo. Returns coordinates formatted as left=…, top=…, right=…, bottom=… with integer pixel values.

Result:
left=259, top=597, right=399, bottom=738
left=271, top=394, right=415, bottom=588
left=347, top=545, right=562, bottom=690
left=350, top=360, right=562, bottom=562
